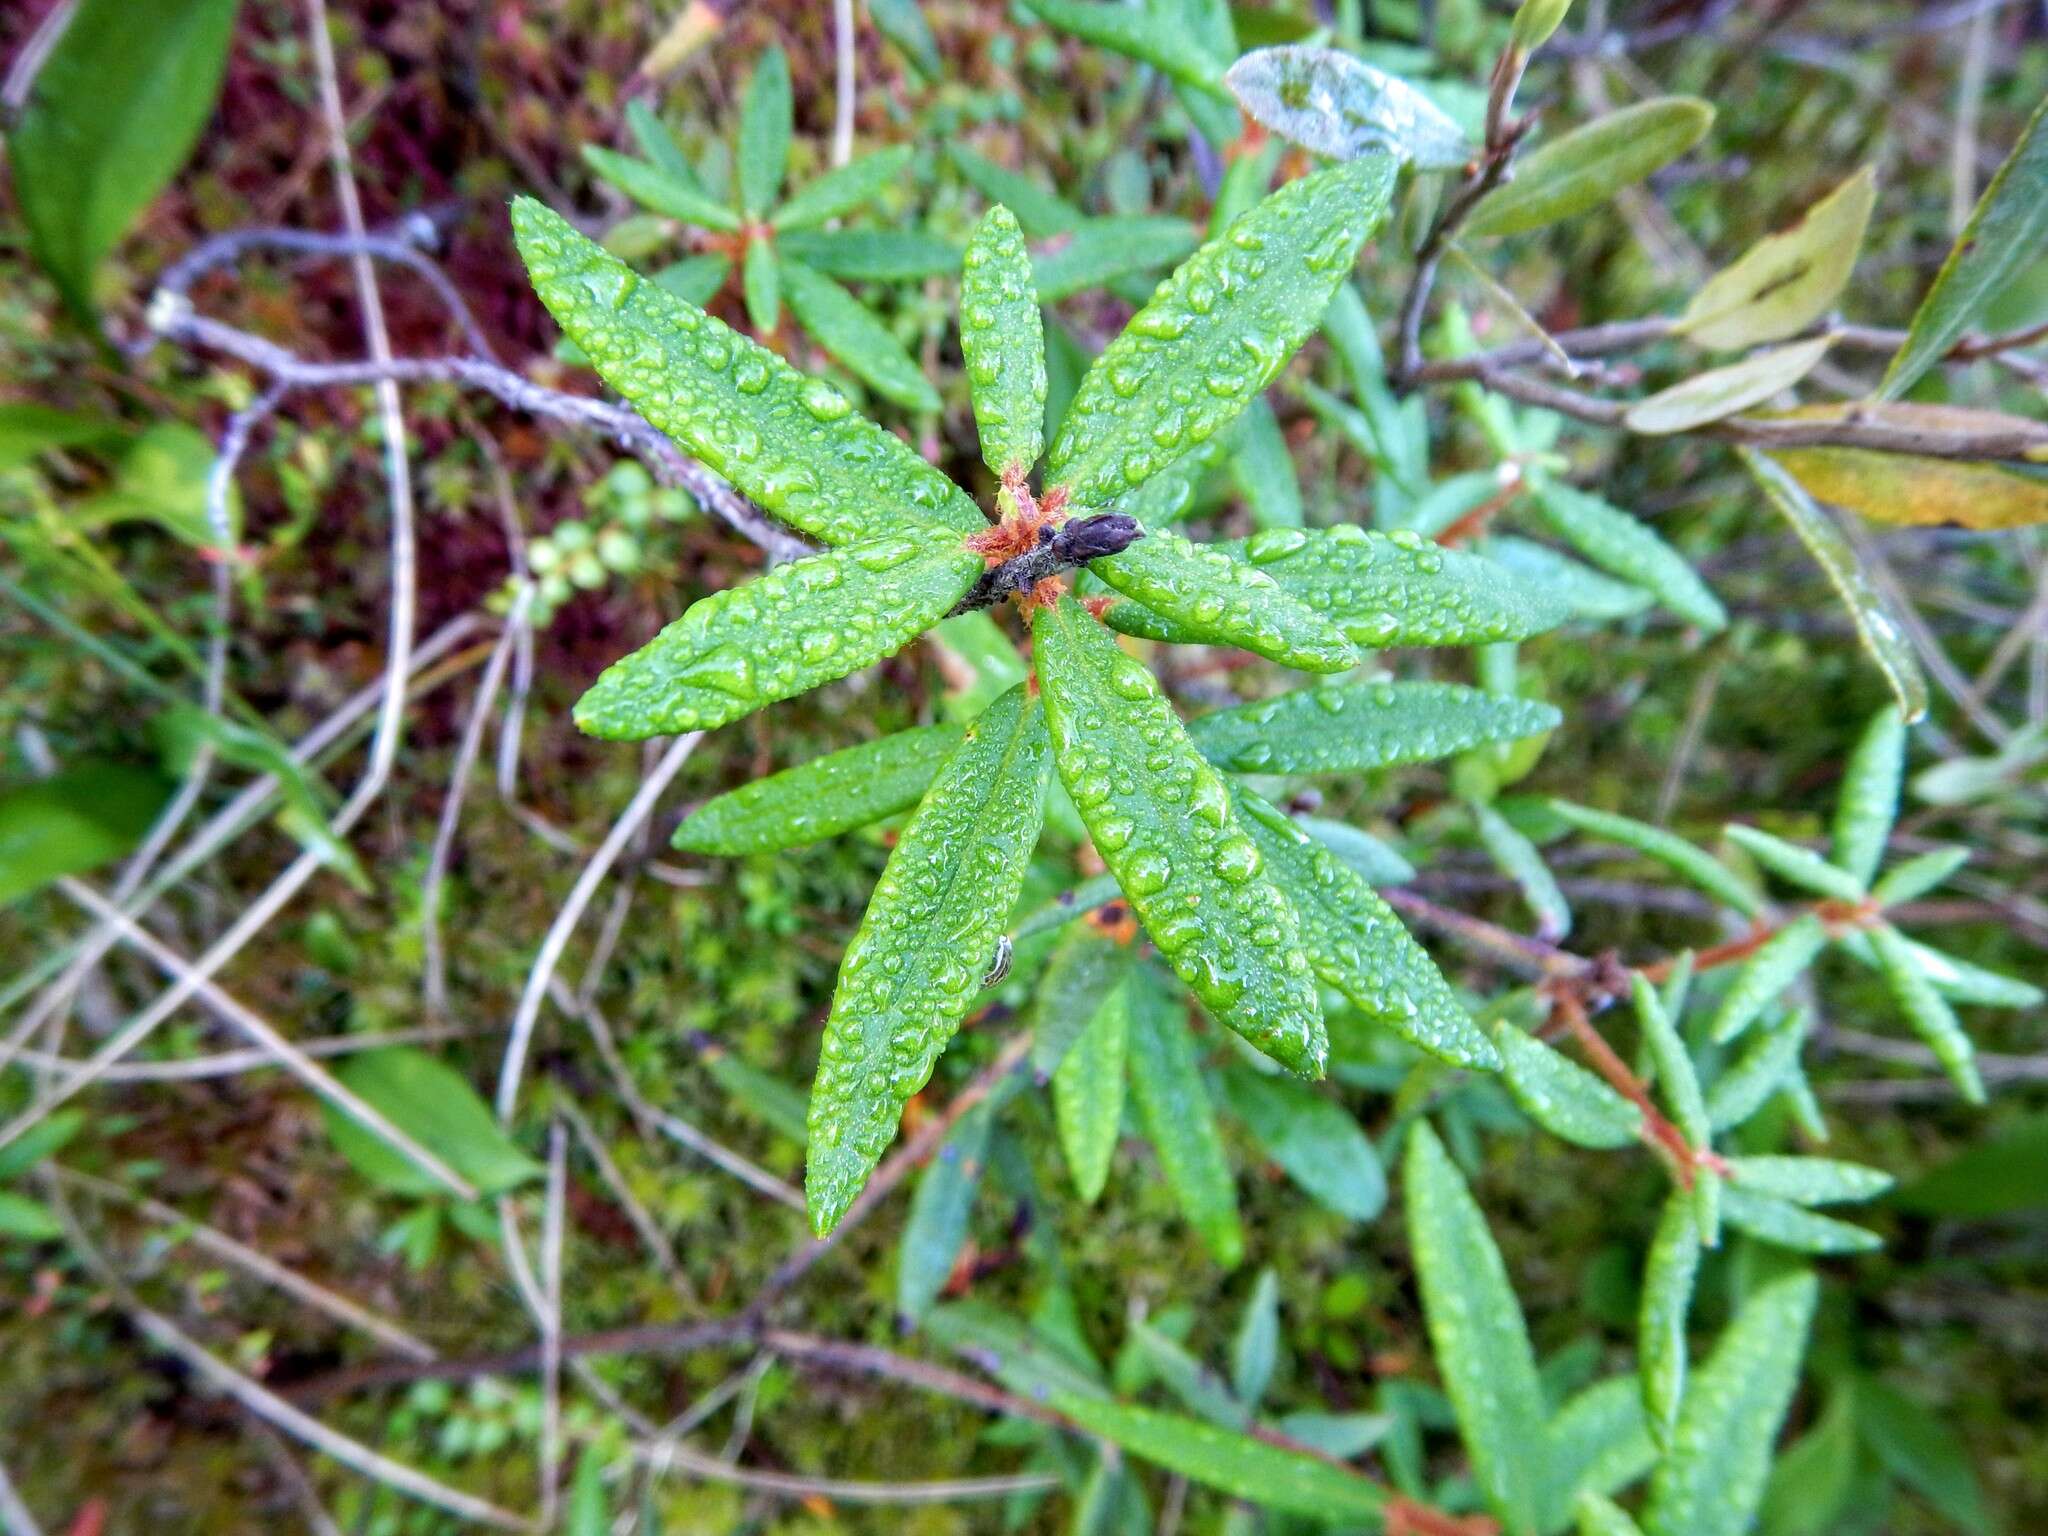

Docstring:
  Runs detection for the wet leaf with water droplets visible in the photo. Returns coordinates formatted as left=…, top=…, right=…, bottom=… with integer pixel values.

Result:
left=770, top=146, right=913, bottom=232
left=1720, top=1187, right=1880, bottom=1254
left=1034, top=598, right=1327, bottom=1076
left=805, top=684, right=1051, bottom=1236
left=1833, top=705, right=1905, bottom=888
left=1089, top=529, right=1359, bottom=673
left=1235, top=788, right=1496, bottom=1070
left=1224, top=45, right=1472, bottom=170
left=1106, top=525, right=1567, bottom=650
left=672, top=724, right=965, bottom=854
left=1707, top=915, right=1827, bottom=1046
left=1187, top=679, right=1561, bottom=777
left=1404, top=1121, right=1551, bottom=1535
left=573, top=533, right=981, bottom=741
left=512, top=200, right=982, bottom=542
left=1549, top=800, right=1762, bottom=920
left=1640, top=1191, right=1701, bottom=1451
left=1706, top=1006, right=1810, bottom=1132
left=1725, top=1154, right=1892, bottom=1206
left=1053, top=975, right=1129, bottom=1203
left=1868, top=923, right=1984, bottom=1105
left=779, top=258, right=943, bottom=413
left=1023, top=0, right=1232, bottom=98
left=736, top=45, right=792, bottom=218
left=1045, top=156, right=1397, bottom=510
left=960, top=205, right=1047, bottom=476
left=1527, top=478, right=1727, bottom=633
left=1492, top=1021, right=1640, bottom=1147
left=1125, top=961, right=1244, bottom=1266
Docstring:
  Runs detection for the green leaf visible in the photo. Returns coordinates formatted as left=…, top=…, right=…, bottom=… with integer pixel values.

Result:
left=1301, top=816, right=1416, bottom=885
left=1642, top=1270, right=1818, bottom=1536
left=1488, top=536, right=1655, bottom=623
left=961, top=205, right=1048, bottom=476
left=1031, top=216, right=1202, bottom=302
left=72, top=421, right=237, bottom=549
left=1740, top=448, right=1929, bottom=724
left=1724, top=826, right=1865, bottom=901
left=1223, top=45, right=1472, bottom=171
left=1226, top=399, right=1305, bottom=530
left=868, top=0, right=942, bottom=77
left=1187, top=680, right=1560, bottom=777
left=775, top=227, right=963, bottom=280
left=1034, top=598, right=1326, bottom=1076
left=1493, top=1023, right=1641, bottom=1149
left=1129, top=1318, right=1249, bottom=1428
left=925, top=1301, right=1110, bottom=1401
left=1894, top=1113, right=2048, bottom=1217
left=1527, top=479, right=1727, bottom=633
left=0, top=403, right=129, bottom=472
left=1882, top=94, right=2048, bottom=399
left=581, top=146, right=742, bottom=230
left=1719, top=1187, right=1880, bottom=1255
left=1047, top=1393, right=1388, bottom=1521
left=1549, top=802, right=1761, bottom=919
left=673, top=725, right=964, bottom=855
left=741, top=237, right=781, bottom=332
left=1892, top=935, right=2041, bottom=1009
left=806, top=684, right=1050, bottom=1235
left=1231, top=1267, right=1282, bottom=1406
left=564, top=1447, right=610, bottom=1536
left=9, top=0, right=241, bottom=325
left=513, top=201, right=982, bottom=541
left=1024, top=0, right=1230, bottom=97
left=736, top=45, right=792, bottom=217
left=1635, top=973, right=1708, bottom=1150
left=1053, top=978, right=1130, bottom=1203
left=1511, top=0, right=1576, bottom=52
left=1089, top=530, right=1360, bottom=673
left=1045, top=156, right=1396, bottom=510
left=624, top=100, right=699, bottom=187
left=948, top=145, right=1084, bottom=238
left=771, top=146, right=914, bottom=231
left=1030, top=923, right=1138, bottom=1072
left=1623, top=336, right=1833, bottom=435
left=1578, top=1492, right=1647, bottom=1536
left=1545, top=1377, right=1660, bottom=1533
left=1405, top=1122, right=1550, bottom=1535
left=1234, top=789, right=1497, bottom=1070
left=1107, top=526, right=1567, bottom=649
left=573, top=533, right=979, bottom=740
left=1125, top=962, right=1244, bottom=1266
left=1707, top=917, right=1827, bottom=1045
left=699, top=1046, right=809, bottom=1144
left=1870, top=846, right=1967, bottom=908
left=1706, top=1007, right=1811, bottom=1133
left=321, top=1049, right=541, bottom=1198
left=1465, top=97, right=1715, bottom=240
left=652, top=253, right=732, bottom=307
left=0, top=761, right=171, bottom=907
left=0, top=1191, right=64, bottom=1242
left=1641, top=1192, right=1702, bottom=1450
left=897, top=1097, right=997, bottom=1320
left=1832, top=706, right=1905, bottom=889
left=1677, top=168, right=1876, bottom=350
left=1758, top=1390, right=1860, bottom=1536
left=1867, top=923, right=1983, bottom=1105
left=1471, top=798, right=1572, bottom=941
left=0, top=1110, right=87, bottom=1184
left=1855, top=1378, right=1995, bottom=1536
left=1220, top=1066, right=1386, bottom=1221
left=779, top=259, right=941, bottom=413
left=1725, top=1156, right=1891, bottom=1206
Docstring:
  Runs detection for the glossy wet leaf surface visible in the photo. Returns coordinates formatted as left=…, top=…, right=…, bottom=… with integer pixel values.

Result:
left=960, top=205, right=1047, bottom=476
left=1187, top=679, right=1561, bottom=776
left=1224, top=45, right=1472, bottom=170
left=671, top=724, right=965, bottom=854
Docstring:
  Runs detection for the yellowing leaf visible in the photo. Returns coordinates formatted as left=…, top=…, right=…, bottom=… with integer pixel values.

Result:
left=1624, top=336, right=1832, bottom=435
left=1768, top=431, right=2048, bottom=531
left=1677, top=169, right=1875, bottom=350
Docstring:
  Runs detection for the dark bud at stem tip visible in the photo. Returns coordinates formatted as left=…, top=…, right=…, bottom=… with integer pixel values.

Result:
left=1050, top=513, right=1143, bottom=563
left=949, top=513, right=1146, bottom=615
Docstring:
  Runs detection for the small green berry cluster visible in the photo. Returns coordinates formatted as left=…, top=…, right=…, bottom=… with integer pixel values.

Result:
left=514, top=462, right=697, bottom=619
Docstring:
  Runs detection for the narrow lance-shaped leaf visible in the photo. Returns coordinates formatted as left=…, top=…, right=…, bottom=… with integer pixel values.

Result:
left=1527, top=478, right=1728, bottom=633
left=1302, top=816, right=1416, bottom=886
left=581, top=146, right=743, bottom=230
left=1871, top=846, right=1967, bottom=908
left=1125, top=962, right=1245, bottom=1267
left=1130, top=1319, right=1250, bottom=1429
left=1405, top=1122, right=1551, bottom=1536
left=1725, top=1155, right=1892, bottom=1206
left=948, top=144, right=1084, bottom=238
left=1740, top=448, right=1929, bottom=723
left=1034, top=598, right=1327, bottom=1076
left=573, top=533, right=981, bottom=740
left=1891, top=934, right=2040, bottom=1008
left=960, top=205, right=1047, bottom=477
left=1024, top=0, right=1231, bottom=97
left=1031, top=215, right=1202, bottom=302
left=1855, top=1376, right=1999, bottom=1536
left=897, top=1095, right=998, bottom=1321
left=0, top=761, right=171, bottom=907
left=1046, top=155, right=1397, bottom=510
left=1725, top=825, right=1866, bottom=902
left=1471, top=799, right=1572, bottom=941
left=1464, top=97, right=1715, bottom=240
left=1088, top=529, right=1360, bottom=673
left=1223, top=46, right=1472, bottom=171
left=1764, top=402, right=2048, bottom=530
left=1677, top=168, right=1876, bottom=350
left=805, top=684, right=1051, bottom=1235
left=1544, top=1377, right=1660, bottom=1532
left=1882, top=94, right=2048, bottom=399
left=771, top=146, right=914, bottom=231
left=1047, top=1392, right=1388, bottom=1522
left=779, top=258, right=942, bottom=413
left=1708, top=916, right=1827, bottom=1045
left=736, top=45, right=791, bottom=218
left=1579, top=1492, right=1648, bottom=1536
left=1718, top=1186, right=1880, bottom=1255
left=672, top=724, right=965, bottom=854
left=512, top=201, right=983, bottom=541
left=776, top=227, right=963, bottom=281
left=1623, top=336, right=1833, bottom=436
left=1227, top=398, right=1305, bottom=531
left=1029, top=922, right=1136, bottom=1073
left=1492, top=1022, right=1641, bottom=1149
left=1548, top=801, right=1762, bottom=920
left=1640, top=1191, right=1702, bottom=1450
left=1106, top=525, right=1568, bottom=649
left=1867, top=923, right=1984, bottom=1106
left=1220, top=1066, right=1387, bottom=1222
left=1235, top=789, right=1498, bottom=1070
left=1188, top=680, right=1561, bottom=777
left=1635, top=973, right=1709, bottom=1151
left=741, top=235, right=780, bottom=333
left=1053, top=978, right=1130, bottom=1203
left=1832, top=706, right=1904, bottom=889
left=1706, top=1006, right=1811, bottom=1133
left=1232, top=1268, right=1282, bottom=1407
left=323, top=1049, right=541, bottom=1198
left=624, top=100, right=698, bottom=186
